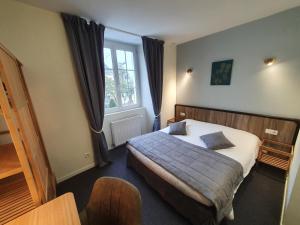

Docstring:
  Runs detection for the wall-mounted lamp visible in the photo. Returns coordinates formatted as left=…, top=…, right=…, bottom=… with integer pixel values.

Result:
left=186, top=68, right=193, bottom=75
left=264, top=57, right=276, bottom=66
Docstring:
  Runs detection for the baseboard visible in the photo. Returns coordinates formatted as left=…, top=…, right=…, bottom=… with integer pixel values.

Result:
left=57, top=162, right=96, bottom=183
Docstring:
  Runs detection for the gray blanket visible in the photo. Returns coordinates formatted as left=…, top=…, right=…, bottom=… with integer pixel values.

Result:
left=128, top=131, right=243, bottom=223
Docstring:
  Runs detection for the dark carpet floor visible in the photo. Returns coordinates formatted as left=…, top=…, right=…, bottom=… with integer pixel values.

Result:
left=57, top=146, right=285, bottom=225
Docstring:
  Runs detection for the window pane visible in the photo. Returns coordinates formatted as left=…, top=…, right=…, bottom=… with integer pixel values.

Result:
left=104, top=43, right=139, bottom=111
left=126, top=51, right=134, bottom=70
left=119, top=70, right=137, bottom=106
left=105, top=69, right=118, bottom=108
left=104, top=48, right=113, bottom=69
left=116, top=50, right=126, bottom=69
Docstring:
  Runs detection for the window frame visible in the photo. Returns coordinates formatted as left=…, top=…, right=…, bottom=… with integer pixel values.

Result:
left=104, top=40, right=141, bottom=114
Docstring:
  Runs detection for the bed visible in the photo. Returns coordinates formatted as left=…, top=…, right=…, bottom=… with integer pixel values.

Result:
left=126, top=105, right=299, bottom=225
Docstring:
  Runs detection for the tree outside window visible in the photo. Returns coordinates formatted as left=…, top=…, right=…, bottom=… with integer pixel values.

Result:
left=104, top=42, right=139, bottom=113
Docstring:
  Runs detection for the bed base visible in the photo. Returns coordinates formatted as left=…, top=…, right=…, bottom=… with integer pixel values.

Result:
left=127, top=150, right=217, bottom=225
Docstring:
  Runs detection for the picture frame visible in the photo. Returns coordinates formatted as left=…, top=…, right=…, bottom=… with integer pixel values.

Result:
left=210, top=59, right=233, bottom=85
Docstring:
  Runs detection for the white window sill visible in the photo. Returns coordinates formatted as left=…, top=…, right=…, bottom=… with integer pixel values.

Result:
left=104, top=106, right=145, bottom=117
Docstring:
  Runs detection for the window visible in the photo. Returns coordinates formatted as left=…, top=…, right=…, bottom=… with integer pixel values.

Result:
left=104, top=41, right=140, bottom=113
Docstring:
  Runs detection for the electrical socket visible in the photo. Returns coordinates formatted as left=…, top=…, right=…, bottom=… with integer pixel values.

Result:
left=265, top=129, right=278, bottom=136
left=84, top=153, right=90, bottom=158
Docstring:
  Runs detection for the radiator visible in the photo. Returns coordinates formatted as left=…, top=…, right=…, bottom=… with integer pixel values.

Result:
left=111, top=115, right=143, bottom=147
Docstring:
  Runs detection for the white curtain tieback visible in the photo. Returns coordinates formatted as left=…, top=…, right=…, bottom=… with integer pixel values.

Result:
left=90, top=126, right=103, bottom=134
left=155, top=114, right=160, bottom=118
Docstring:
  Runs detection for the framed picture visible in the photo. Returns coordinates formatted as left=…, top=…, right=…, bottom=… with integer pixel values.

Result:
left=210, top=59, right=233, bottom=85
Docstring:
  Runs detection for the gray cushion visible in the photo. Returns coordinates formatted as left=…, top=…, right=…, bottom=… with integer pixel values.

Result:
left=200, top=131, right=235, bottom=150
left=169, top=121, right=187, bottom=135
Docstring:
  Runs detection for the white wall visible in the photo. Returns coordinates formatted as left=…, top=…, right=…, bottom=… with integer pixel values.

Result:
left=283, top=133, right=300, bottom=225
left=283, top=165, right=300, bottom=225
left=177, top=7, right=300, bottom=119
left=286, top=133, right=300, bottom=205
left=0, top=0, right=96, bottom=182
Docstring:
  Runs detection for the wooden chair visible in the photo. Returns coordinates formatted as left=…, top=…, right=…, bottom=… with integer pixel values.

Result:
left=80, top=177, right=142, bottom=225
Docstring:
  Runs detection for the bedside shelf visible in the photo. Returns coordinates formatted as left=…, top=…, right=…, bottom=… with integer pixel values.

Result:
left=259, top=154, right=289, bottom=170
left=167, top=118, right=175, bottom=126
left=258, top=139, right=293, bottom=172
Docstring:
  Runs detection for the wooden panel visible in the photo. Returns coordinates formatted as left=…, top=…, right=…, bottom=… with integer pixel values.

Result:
left=260, top=154, right=289, bottom=170
left=0, top=174, right=36, bottom=225
left=0, top=144, right=22, bottom=179
left=0, top=50, right=27, bottom=109
left=17, top=106, right=49, bottom=202
left=5, top=193, right=81, bottom=225
left=18, top=63, right=56, bottom=200
left=175, top=104, right=299, bottom=145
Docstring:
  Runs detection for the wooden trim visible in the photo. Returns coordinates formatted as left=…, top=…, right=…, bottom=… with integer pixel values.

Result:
left=260, top=146, right=291, bottom=157
left=175, top=104, right=300, bottom=124
left=262, top=139, right=293, bottom=148
left=17, top=62, right=53, bottom=173
left=17, top=62, right=56, bottom=200
left=175, top=104, right=299, bottom=145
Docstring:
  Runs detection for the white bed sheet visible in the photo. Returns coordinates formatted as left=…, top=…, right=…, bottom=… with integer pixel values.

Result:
left=161, top=119, right=261, bottom=178
left=128, top=119, right=261, bottom=218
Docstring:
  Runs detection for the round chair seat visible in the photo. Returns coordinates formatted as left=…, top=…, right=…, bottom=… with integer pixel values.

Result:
left=80, top=177, right=142, bottom=225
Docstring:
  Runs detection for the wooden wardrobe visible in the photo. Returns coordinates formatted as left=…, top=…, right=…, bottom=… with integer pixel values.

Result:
left=0, top=43, right=56, bottom=224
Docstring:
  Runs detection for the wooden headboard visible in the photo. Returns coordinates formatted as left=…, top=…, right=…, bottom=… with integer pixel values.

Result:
left=175, top=104, right=299, bottom=145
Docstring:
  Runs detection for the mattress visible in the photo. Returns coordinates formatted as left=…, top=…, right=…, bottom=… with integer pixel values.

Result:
left=127, top=119, right=261, bottom=214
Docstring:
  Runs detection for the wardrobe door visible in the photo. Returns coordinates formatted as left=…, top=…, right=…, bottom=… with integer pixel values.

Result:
left=0, top=46, right=55, bottom=202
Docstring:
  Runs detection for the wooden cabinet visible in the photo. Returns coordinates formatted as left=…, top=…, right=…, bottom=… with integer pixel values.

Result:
left=0, top=43, right=56, bottom=224
left=257, top=139, right=294, bottom=171
left=167, top=118, right=175, bottom=126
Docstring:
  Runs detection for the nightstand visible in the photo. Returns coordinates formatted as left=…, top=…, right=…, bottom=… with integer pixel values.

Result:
left=167, top=118, right=175, bottom=126
left=257, top=139, right=294, bottom=172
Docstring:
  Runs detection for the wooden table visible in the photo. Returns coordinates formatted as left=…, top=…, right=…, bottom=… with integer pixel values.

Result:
left=5, top=193, right=81, bottom=225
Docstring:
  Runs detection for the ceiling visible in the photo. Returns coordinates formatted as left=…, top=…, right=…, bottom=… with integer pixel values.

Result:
left=16, top=0, right=300, bottom=44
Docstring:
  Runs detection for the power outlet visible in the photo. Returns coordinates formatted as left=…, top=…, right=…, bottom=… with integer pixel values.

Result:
left=265, top=129, right=278, bottom=136
left=84, top=153, right=90, bottom=158
left=180, top=112, right=186, bottom=117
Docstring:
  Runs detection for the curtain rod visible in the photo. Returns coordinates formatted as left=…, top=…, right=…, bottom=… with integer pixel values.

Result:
left=106, top=26, right=142, bottom=38
left=78, top=15, right=143, bottom=38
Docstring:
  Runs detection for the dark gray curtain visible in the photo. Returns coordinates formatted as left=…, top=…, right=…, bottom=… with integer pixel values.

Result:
left=142, top=36, right=164, bottom=131
left=61, top=13, right=109, bottom=166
